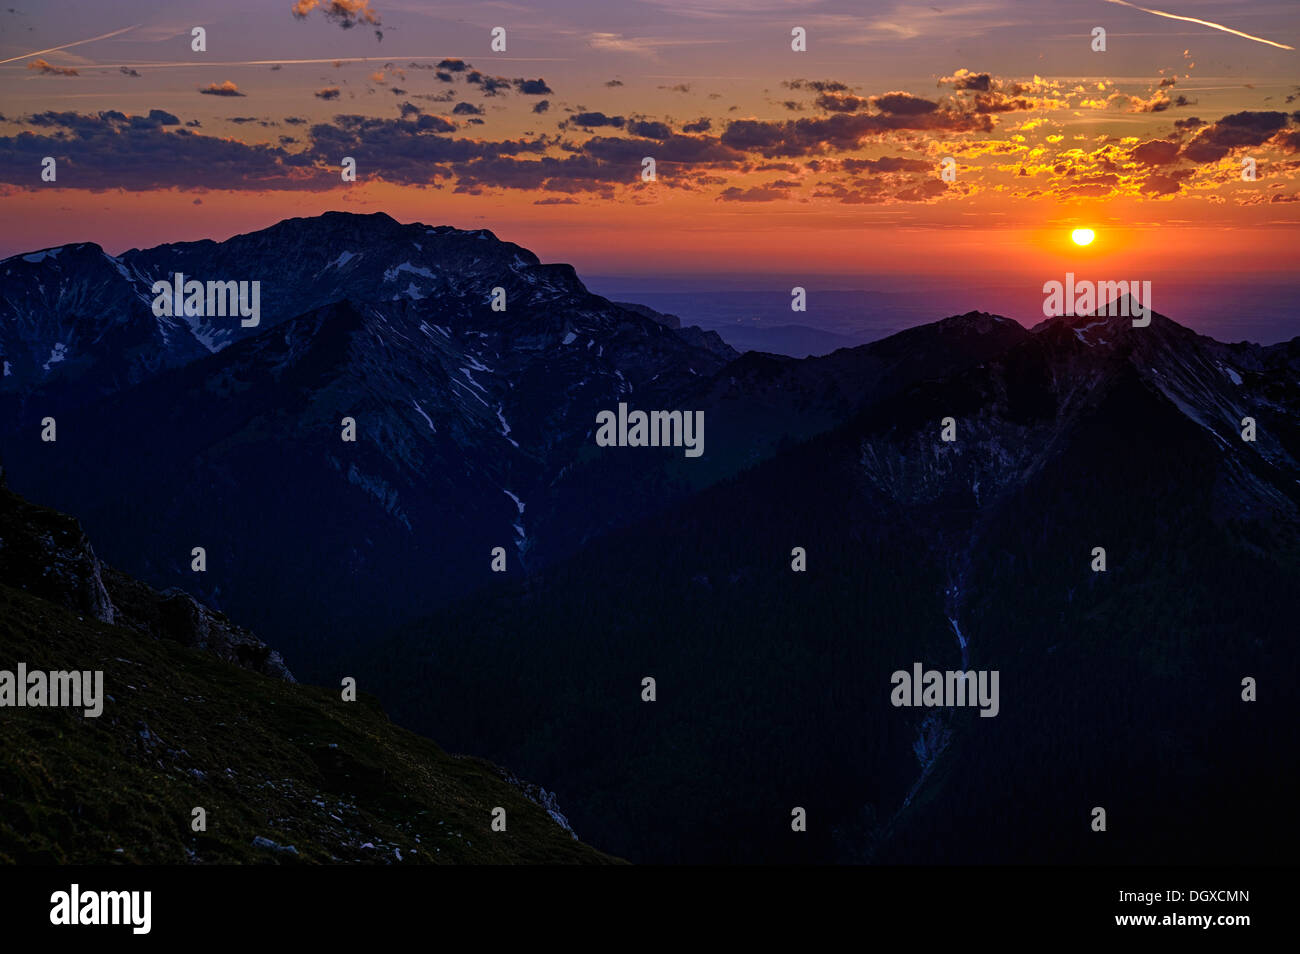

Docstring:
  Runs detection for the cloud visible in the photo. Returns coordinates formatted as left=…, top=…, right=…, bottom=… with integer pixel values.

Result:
left=569, top=111, right=625, bottom=129
left=940, top=70, right=991, bottom=92
left=784, top=79, right=849, bottom=93
left=120, top=66, right=141, bottom=78
left=291, top=0, right=380, bottom=30
left=514, top=78, right=553, bottom=95
left=453, top=102, right=484, bottom=116
left=532, top=100, right=550, bottom=114
left=682, top=117, right=711, bottom=133
left=628, top=119, right=672, bottom=139
left=720, top=110, right=992, bottom=158
left=1182, top=111, right=1291, bottom=162
left=27, top=59, right=78, bottom=76
left=717, top=184, right=791, bottom=202
left=1129, top=138, right=1180, bottom=165
left=816, top=93, right=869, bottom=113
left=466, top=71, right=511, bottom=96
left=0, top=111, right=327, bottom=191
left=315, top=87, right=341, bottom=100
left=871, top=92, right=939, bottom=116
left=200, top=81, right=245, bottom=97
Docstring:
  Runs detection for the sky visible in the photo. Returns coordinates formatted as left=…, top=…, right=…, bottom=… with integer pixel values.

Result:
left=0, top=0, right=1297, bottom=337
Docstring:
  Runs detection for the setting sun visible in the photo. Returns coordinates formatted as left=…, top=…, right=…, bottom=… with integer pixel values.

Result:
left=1072, top=228, right=1096, bottom=246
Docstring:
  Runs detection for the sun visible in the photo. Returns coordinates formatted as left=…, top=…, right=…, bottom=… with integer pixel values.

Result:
left=1071, top=228, right=1096, bottom=246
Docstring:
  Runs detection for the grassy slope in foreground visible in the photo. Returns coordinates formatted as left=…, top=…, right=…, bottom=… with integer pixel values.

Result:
left=0, top=578, right=616, bottom=864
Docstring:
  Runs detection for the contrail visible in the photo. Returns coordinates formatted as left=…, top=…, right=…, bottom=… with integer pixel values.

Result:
left=0, top=23, right=142, bottom=65
left=1103, top=0, right=1294, bottom=50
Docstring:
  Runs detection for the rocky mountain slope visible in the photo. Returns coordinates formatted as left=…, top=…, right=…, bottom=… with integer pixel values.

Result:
left=0, top=471, right=614, bottom=864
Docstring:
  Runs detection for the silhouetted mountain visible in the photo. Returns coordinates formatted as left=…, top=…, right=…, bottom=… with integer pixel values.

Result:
left=1, top=218, right=1029, bottom=669
left=3, top=216, right=1295, bottom=867
left=362, top=301, right=1300, bottom=864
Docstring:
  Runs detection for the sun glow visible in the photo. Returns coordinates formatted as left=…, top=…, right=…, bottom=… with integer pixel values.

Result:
left=1072, top=228, right=1096, bottom=246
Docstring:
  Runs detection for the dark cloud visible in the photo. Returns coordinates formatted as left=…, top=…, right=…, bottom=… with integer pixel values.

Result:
left=838, top=155, right=931, bottom=173
left=1130, top=139, right=1180, bottom=165
left=120, top=67, right=141, bottom=78
left=0, top=113, right=326, bottom=191
left=893, top=178, right=949, bottom=202
left=816, top=93, right=868, bottom=113
left=315, top=87, right=341, bottom=100
left=1173, top=116, right=1205, bottom=131
left=466, top=71, right=510, bottom=96
left=682, top=118, right=711, bottom=133
left=1182, top=111, right=1290, bottom=162
left=532, top=100, right=550, bottom=114
left=306, top=114, right=547, bottom=185
left=784, top=79, right=849, bottom=93
left=721, top=110, right=991, bottom=158
left=627, top=119, right=672, bottom=140
left=581, top=133, right=739, bottom=165
left=717, top=184, right=790, bottom=202
left=872, top=92, right=939, bottom=115
left=945, top=71, right=992, bottom=92
left=438, top=59, right=468, bottom=73
left=200, top=81, right=245, bottom=97
left=605, top=79, right=624, bottom=88
left=452, top=102, right=484, bottom=116
left=570, top=111, right=625, bottom=129
left=514, top=78, right=553, bottom=95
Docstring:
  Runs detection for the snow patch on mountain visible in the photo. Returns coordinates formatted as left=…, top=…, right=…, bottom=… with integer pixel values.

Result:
left=43, top=343, right=68, bottom=372
left=384, top=261, right=436, bottom=282
left=496, top=404, right=519, bottom=448
left=412, top=400, right=436, bottom=433
left=323, top=250, right=357, bottom=271
left=23, top=248, right=62, bottom=264
left=345, top=463, right=412, bottom=531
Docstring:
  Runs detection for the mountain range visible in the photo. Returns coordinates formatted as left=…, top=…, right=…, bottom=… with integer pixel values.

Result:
left=2, top=212, right=1296, bottom=864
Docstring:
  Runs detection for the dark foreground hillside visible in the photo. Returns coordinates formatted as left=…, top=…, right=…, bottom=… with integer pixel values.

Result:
left=0, top=478, right=614, bottom=865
